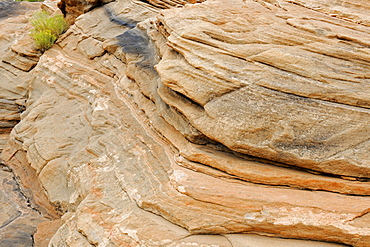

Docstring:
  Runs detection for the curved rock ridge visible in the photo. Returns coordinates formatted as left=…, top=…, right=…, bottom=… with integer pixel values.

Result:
left=156, top=0, right=370, bottom=178
left=1, top=0, right=370, bottom=246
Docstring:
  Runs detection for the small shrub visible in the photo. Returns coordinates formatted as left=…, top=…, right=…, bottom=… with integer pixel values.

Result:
left=30, top=29, right=57, bottom=52
left=29, top=10, right=68, bottom=52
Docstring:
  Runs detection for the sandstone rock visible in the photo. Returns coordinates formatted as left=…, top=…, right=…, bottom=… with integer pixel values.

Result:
left=57, top=0, right=114, bottom=24
left=225, top=234, right=346, bottom=247
left=2, top=34, right=42, bottom=72
left=287, top=0, right=370, bottom=26
left=0, top=2, right=41, bottom=152
left=34, top=219, right=62, bottom=247
left=0, top=99, right=20, bottom=153
left=0, top=4, right=62, bottom=246
left=2, top=139, right=63, bottom=219
left=0, top=0, right=40, bottom=21
left=142, top=0, right=206, bottom=9
left=0, top=165, right=48, bottom=247
left=156, top=0, right=370, bottom=178
left=2, top=0, right=370, bottom=246
left=77, top=37, right=105, bottom=59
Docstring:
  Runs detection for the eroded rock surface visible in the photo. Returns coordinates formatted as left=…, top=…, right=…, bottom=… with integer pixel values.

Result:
left=1, top=0, right=370, bottom=246
left=0, top=3, right=61, bottom=247
left=0, top=163, right=47, bottom=247
left=156, top=0, right=370, bottom=178
left=0, top=2, right=40, bottom=153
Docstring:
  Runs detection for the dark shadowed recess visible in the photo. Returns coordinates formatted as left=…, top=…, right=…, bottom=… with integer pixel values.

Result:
left=105, top=7, right=156, bottom=68
left=0, top=0, right=20, bottom=20
left=0, top=172, right=41, bottom=247
left=0, top=0, right=39, bottom=21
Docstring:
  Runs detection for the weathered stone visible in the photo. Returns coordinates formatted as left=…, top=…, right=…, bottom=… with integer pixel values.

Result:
left=0, top=165, right=48, bottom=247
left=77, top=37, right=105, bottom=59
left=142, top=0, right=206, bottom=9
left=0, top=5, right=62, bottom=246
left=1, top=139, right=62, bottom=219
left=225, top=234, right=346, bottom=247
left=34, top=219, right=62, bottom=247
left=2, top=50, right=39, bottom=72
left=0, top=3, right=40, bottom=152
left=156, top=0, right=370, bottom=178
left=57, top=0, right=114, bottom=24
left=286, top=0, right=370, bottom=26
left=2, top=0, right=370, bottom=246
left=0, top=3, right=42, bottom=71
left=0, top=0, right=40, bottom=21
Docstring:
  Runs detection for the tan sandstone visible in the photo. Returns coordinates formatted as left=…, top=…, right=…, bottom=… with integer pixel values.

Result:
left=1, top=0, right=370, bottom=246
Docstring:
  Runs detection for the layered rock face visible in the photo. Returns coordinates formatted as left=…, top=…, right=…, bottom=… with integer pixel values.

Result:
left=0, top=2, right=57, bottom=246
left=0, top=0, right=41, bottom=152
left=2, top=0, right=370, bottom=246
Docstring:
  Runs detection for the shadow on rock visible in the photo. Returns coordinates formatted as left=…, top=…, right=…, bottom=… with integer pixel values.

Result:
left=105, top=7, right=156, bottom=68
left=0, top=0, right=20, bottom=20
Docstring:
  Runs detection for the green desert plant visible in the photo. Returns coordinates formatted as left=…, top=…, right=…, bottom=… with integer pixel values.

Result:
left=30, top=29, right=57, bottom=52
left=29, top=10, right=68, bottom=52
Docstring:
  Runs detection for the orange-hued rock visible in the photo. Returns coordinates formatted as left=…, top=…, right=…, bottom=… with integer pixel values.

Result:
left=2, top=35, right=41, bottom=72
left=33, top=219, right=62, bottom=247
left=0, top=3, right=64, bottom=246
left=287, top=0, right=370, bottom=26
left=1, top=139, right=62, bottom=220
left=156, top=0, right=370, bottom=178
left=57, top=0, right=114, bottom=24
left=2, top=0, right=370, bottom=246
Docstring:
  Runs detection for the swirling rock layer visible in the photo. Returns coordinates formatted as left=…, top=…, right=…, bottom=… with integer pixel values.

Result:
left=1, top=0, right=370, bottom=246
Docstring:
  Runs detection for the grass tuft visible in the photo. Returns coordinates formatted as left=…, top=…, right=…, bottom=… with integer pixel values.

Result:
left=30, top=29, right=57, bottom=52
left=29, top=10, right=68, bottom=52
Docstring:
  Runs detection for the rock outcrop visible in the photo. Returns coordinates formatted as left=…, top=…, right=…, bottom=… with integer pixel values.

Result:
left=0, top=2, right=57, bottom=246
left=0, top=163, right=48, bottom=247
left=2, top=0, right=370, bottom=246
left=0, top=0, right=40, bottom=153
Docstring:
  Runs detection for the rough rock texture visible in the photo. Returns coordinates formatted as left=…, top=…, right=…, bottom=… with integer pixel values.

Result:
left=156, top=0, right=370, bottom=178
left=58, top=0, right=206, bottom=25
left=0, top=0, right=39, bottom=21
left=2, top=0, right=370, bottom=246
left=57, top=0, right=113, bottom=24
left=0, top=3, right=62, bottom=247
left=0, top=163, right=48, bottom=247
left=0, top=1, right=41, bottom=153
